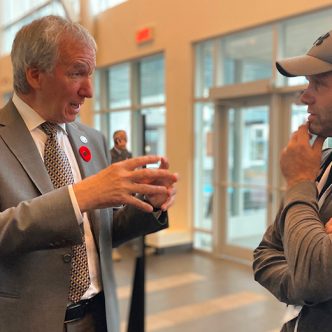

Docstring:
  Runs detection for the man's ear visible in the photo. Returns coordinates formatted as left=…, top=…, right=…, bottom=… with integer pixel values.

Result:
left=25, top=67, right=42, bottom=90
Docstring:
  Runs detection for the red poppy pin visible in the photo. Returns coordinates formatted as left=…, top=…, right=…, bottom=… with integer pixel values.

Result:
left=79, top=146, right=92, bottom=162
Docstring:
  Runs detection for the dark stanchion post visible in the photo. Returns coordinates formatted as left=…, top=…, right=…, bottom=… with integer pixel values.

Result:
left=127, top=235, right=145, bottom=332
left=127, top=114, right=147, bottom=332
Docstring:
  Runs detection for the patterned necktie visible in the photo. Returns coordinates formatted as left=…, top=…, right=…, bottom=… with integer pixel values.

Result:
left=41, top=122, right=90, bottom=303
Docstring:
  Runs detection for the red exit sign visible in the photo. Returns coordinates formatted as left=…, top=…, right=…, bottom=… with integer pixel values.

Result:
left=136, top=27, right=154, bottom=44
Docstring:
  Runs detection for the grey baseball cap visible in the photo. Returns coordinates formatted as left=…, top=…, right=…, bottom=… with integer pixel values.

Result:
left=276, top=31, right=332, bottom=77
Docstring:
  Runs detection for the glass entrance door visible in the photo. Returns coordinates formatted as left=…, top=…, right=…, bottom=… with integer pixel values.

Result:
left=214, top=96, right=273, bottom=262
left=226, top=105, right=269, bottom=250
left=226, top=105, right=269, bottom=249
left=210, top=86, right=320, bottom=262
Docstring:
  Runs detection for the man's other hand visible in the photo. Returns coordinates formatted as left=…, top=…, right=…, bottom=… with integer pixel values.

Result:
left=73, top=155, right=178, bottom=213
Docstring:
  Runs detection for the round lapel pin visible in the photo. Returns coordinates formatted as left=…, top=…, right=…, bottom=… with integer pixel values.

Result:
left=80, top=135, right=88, bottom=144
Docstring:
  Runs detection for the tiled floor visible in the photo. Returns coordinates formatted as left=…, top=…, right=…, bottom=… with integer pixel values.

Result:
left=114, top=246, right=286, bottom=332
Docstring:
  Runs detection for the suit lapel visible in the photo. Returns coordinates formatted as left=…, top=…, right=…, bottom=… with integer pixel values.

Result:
left=0, top=101, right=53, bottom=194
left=66, top=122, right=96, bottom=179
left=66, top=122, right=102, bottom=247
left=0, top=101, right=103, bottom=247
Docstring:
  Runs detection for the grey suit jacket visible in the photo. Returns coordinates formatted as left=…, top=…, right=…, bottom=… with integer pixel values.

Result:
left=253, top=149, right=332, bottom=331
left=0, top=100, right=168, bottom=332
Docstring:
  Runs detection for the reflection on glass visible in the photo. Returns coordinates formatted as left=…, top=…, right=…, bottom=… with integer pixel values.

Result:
left=221, top=27, right=272, bottom=85
left=227, top=106, right=269, bottom=249
left=2, top=2, right=67, bottom=55
left=194, top=40, right=214, bottom=98
left=194, top=232, right=212, bottom=252
left=139, top=55, right=165, bottom=105
left=227, top=186, right=268, bottom=249
left=93, top=113, right=102, bottom=132
left=91, top=0, right=127, bottom=15
left=194, top=103, right=214, bottom=246
left=108, top=63, right=130, bottom=109
left=93, top=70, right=101, bottom=111
left=141, top=107, right=165, bottom=160
left=228, top=107, right=269, bottom=185
left=291, top=103, right=308, bottom=131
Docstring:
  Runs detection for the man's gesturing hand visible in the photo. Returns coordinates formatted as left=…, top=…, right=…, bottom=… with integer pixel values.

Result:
left=73, top=155, right=178, bottom=213
left=280, top=123, right=325, bottom=189
left=143, top=157, right=178, bottom=211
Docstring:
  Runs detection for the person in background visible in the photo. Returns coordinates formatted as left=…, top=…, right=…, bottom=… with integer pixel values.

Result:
left=110, top=130, right=132, bottom=163
left=110, top=130, right=133, bottom=261
left=0, top=15, right=178, bottom=332
left=253, top=30, right=332, bottom=331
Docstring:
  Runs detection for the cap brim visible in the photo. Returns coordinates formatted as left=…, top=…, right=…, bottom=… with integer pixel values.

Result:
left=276, top=54, right=332, bottom=77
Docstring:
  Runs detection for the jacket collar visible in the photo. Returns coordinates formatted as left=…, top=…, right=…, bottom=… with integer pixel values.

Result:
left=0, top=100, right=95, bottom=194
left=0, top=100, right=53, bottom=194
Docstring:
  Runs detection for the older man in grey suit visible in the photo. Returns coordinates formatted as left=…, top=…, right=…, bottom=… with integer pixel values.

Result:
left=0, top=15, right=178, bottom=332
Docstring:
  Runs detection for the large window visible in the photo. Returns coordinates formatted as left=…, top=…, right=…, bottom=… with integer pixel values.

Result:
left=91, top=0, right=127, bottom=15
left=195, top=40, right=215, bottom=98
left=140, top=107, right=165, bottom=156
left=220, top=27, right=273, bottom=85
left=109, top=63, right=131, bottom=109
left=193, top=7, right=332, bottom=255
left=278, top=8, right=332, bottom=87
left=139, top=56, right=165, bottom=104
left=0, top=0, right=79, bottom=55
left=93, top=54, right=165, bottom=159
left=193, top=103, right=214, bottom=251
left=195, top=25, right=273, bottom=99
left=227, top=106, right=269, bottom=249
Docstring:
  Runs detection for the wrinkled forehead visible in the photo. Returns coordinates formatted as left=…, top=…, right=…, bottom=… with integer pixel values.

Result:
left=58, top=35, right=96, bottom=64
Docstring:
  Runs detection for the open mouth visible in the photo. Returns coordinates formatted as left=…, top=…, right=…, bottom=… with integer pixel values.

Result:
left=70, top=102, right=83, bottom=111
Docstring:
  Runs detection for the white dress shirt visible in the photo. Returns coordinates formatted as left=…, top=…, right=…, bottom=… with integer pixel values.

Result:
left=12, top=93, right=102, bottom=301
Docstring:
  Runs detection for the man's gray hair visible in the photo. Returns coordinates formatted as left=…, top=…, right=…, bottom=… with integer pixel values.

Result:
left=11, top=15, right=97, bottom=94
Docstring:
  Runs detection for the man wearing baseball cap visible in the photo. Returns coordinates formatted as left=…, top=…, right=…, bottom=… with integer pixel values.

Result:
left=254, top=30, right=332, bottom=332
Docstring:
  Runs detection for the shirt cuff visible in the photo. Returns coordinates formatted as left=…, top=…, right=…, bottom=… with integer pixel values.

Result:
left=68, top=184, right=84, bottom=225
